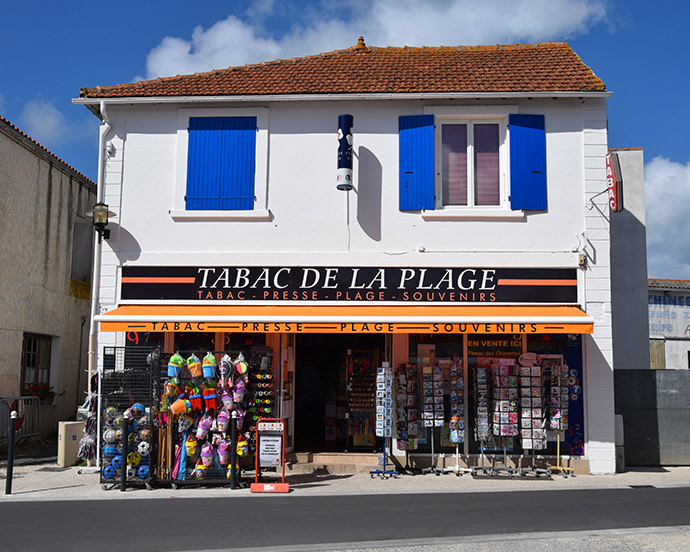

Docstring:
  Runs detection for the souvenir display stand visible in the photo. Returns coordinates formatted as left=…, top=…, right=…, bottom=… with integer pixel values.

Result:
left=420, top=364, right=444, bottom=475
left=371, top=363, right=399, bottom=479
left=518, top=356, right=551, bottom=477
left=490, top=359, right=520, bottom=476
left=419, top=426, right=442, bottom=475
left=472, top=360, right=492, bottom=475
left=158, top=348, right=274, bottom=488
left=443, top=360, right=471, bottom=476
left=99, top=346, right=157, bottom=490
left=545, top=357, right=574, bottom=478
left=395, top=363, right=419, bottom=474
left=99, top=344, right=276, bottom=490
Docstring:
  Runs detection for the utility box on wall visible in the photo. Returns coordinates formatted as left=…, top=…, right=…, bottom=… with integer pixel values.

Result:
left=58, top=421, right=83, bottom=467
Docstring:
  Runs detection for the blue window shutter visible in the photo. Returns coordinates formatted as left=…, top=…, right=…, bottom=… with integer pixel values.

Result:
left=509, top=114, right=547, bottom=210
left=399, top=115, right=435, bottom=211
left=186, top=117, right=257, bottom=210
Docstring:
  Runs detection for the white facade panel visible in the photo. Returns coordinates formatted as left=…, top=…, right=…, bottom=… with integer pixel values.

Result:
left=103, top=100, right=596, bottom=262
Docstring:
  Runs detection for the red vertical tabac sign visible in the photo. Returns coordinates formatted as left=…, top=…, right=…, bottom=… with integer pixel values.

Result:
left=606, top=153, right=622, bottom=212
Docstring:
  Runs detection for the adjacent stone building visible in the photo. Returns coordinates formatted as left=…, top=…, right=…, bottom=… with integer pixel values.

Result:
left=0, top=116, right=96, bottom=437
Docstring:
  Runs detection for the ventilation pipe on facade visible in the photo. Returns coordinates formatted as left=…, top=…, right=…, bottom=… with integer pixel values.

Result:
left=87, top=101, right=112, bottom=400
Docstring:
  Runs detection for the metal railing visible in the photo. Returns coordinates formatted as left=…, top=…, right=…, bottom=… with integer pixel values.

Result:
left=0, top=396, right=42, bottom=449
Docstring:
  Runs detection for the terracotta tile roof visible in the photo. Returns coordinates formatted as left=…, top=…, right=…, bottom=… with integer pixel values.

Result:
left=648, top=279, right=690, bottom=290
left=0, top=115, right=95, bottom=186
left=80, top=40, right=605, bottom=99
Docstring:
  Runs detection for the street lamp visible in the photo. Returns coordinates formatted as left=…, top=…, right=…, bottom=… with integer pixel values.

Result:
left=88, top=202, right=116, bottom=242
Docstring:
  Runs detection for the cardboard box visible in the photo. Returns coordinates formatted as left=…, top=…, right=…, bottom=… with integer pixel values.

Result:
left=58, top=421, right=83, bottom=467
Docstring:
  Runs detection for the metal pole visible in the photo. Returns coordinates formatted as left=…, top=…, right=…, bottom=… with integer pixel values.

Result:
left=120, top=417, right=128, bottom=492
left=5, top=411, right=17, bottom=495
left=76, top=315, right=87, bottom=407
left=230, top=411, right=238, bottom=490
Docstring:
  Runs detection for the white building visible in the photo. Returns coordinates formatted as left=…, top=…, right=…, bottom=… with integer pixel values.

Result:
left=76, top=39, right=616, bottom=474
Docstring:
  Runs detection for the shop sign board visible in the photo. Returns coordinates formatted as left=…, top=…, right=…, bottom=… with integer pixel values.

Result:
left=606, top=152, right=623, bottom=213
left=105, top=320, right=591, bottom=335
left=251, top=418, right=288, bottom=493
left=121, top=266, right=578, bottom=303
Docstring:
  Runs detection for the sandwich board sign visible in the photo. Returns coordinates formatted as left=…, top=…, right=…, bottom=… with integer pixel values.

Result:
left=251, top=418, right=289, bottom=493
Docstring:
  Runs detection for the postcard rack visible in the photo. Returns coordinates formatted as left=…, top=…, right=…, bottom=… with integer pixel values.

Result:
left=545, top=357, right=574, bottom=478
left=472, top=360, right=492, bottom=476
left=370, top=363, right=398, bottom=479
left=517, top=357, right=550, bottom=477
left=419, top=363, right=445, bottom=475
left=394, top=364, right=417, bottom=474
left=442, top=359, right=471, bottom=476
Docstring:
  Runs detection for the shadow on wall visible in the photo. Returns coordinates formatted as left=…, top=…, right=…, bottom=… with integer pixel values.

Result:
left=616, top=370, right=690, bottom=466
left=615, top=370, right=662, bottom=466
left=110, top=224, right=142, bottom=263
left=356, top=146, right=382, bottom=242
left=610, top=207, right=650, bottom=370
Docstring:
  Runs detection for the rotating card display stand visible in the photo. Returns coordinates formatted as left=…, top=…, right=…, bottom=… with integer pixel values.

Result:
left=546, top=358, right=574, bottom=478
left=472, top=361, right=492, bottom=476
left=443, top=359, right=471, bottom=476
left=420, top=364, right=444, bottom=475
left=444, top=442, right=472, bottom=476
left=394, top=364, right=417, bottom=474
left=420, top=427, right=443, bottom=475
left=489, top=359, right=519, bottom=477
left=518, top=356, right=551, bottom=477
left=370, top=363, right=398, bottom=479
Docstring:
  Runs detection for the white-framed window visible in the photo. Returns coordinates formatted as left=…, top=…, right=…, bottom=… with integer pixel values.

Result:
left=399, top=105, right=546, bottom=219
left=171, top=107, right=270, bottom=220
left=436, top=117, right=507, bottom=209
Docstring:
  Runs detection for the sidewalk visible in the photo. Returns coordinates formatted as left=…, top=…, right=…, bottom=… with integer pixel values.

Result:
left=2, top=453, right=690, bottom=502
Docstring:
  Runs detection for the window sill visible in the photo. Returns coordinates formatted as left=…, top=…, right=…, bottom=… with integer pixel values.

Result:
left=421, top=208, right=526, bottom=221
left=169, top=209, right=272, bottom=221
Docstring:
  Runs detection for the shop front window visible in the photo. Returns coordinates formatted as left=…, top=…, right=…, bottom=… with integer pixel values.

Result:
left=398, top=333, right=584, bottom=459
left=527, top=333, right=585, bottom=457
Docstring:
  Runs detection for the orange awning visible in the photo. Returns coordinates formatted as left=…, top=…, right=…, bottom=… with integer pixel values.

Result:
left=96, top=304, right=593, bottom=334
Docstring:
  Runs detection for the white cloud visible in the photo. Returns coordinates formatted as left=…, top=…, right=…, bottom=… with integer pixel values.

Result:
left=145, top=16, right=284, bottom=78
left=19, top=98, right=98, bottom=152
left=367, top=0, right=607, bottom=47
left=142, top=0, right=608, bottom=79
left=20, top=99, right=68, bottom=145
left=645, top=156, right=690, bottom=279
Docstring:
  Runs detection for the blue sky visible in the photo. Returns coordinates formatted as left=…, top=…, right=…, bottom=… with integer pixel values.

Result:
left=2, top=0, right=688, bottom=278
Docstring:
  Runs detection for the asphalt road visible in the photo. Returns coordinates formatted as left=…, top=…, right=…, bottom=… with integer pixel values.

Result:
left=2, top=487, right=690, bottom=551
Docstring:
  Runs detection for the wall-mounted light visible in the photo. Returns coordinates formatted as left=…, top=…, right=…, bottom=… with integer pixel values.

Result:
left=88, top=202, right=116, bottom=242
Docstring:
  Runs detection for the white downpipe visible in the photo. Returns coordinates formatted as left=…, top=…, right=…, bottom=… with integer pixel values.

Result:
left=88, top=101, right=111, bottom=469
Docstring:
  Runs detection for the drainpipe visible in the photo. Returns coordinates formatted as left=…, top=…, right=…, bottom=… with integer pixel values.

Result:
left=87, top=100, right=111, bottom=468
